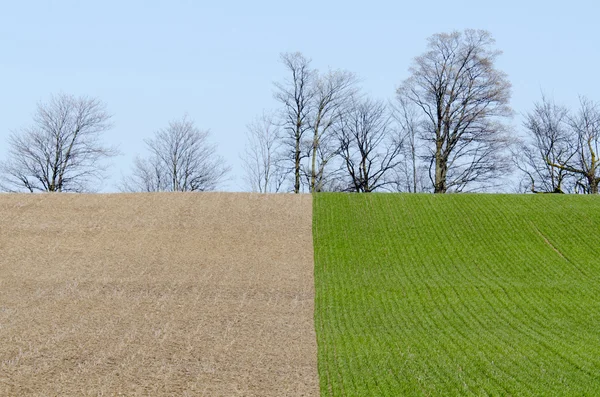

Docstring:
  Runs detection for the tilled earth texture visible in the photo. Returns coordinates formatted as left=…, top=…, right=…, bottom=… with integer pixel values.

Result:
left=0, top=193, right=317, bottom=396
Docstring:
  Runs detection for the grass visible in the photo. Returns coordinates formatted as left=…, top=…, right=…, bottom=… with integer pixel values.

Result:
left=313, top=193, right=600, bottom=396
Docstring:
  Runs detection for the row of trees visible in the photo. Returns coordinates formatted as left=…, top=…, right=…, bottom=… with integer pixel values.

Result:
left=515, top=96, right=600, bottom=194
left=241, top=51, right=415, bottom=194
left=1, top=29, right=598, bottom=194
left=0, top=94, right=229, bottom=193
left=242, top=29, right=600, bottom=194
left=242, top=30, right=515, bottom=194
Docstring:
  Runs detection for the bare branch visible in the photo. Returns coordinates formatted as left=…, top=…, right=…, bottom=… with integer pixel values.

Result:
left=241, top=111, right=286, bottom=193
left=273, top=52, right=315, bottom=193
left=273, top=52, right=358, bottom=193
left=516, top=95, right=600, bottom=194
left=390, top=97, right=430, bottom=192
left=308, top=69, right=359, bottom=192
left=121, top=115, right=229, bottom=192
left=514, top=94, right=575, bottom=193
left=397, top=30, right=514, bottom=193
left=336, top=96, right=403, bottom=192
left=0, top=93, right=116, bottom=192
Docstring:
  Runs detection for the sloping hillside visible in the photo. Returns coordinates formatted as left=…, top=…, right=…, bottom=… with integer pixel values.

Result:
left=314, top=194, right=600, bottom=396
left=0, top=193, right=317, bottom=396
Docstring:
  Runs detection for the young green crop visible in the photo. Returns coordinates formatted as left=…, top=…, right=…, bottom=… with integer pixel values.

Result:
left=314, top=193, right=600, bottom=396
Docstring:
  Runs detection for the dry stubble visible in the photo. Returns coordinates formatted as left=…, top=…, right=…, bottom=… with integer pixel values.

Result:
left=0, top=192, right=317, bottom=396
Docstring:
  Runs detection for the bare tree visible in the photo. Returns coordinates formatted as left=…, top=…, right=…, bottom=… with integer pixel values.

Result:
left=392, top=96, right=428, bottom=192
left=121, top=116, right=229, bottom=192
left=241, top=112, right=285, bottom=193
left=274, top=52, right=314, bottom=193
left=274, top=52, right=358, bottom=193
left=398, top=29, right=514, bottom=193
left=308, top=69, right=358, bottom=192
left=514, top=95, right=575, bottom=193
left=546, top=97, right=600, bottom=194
left=0, top=93, right=116, bottom=192
left=336, top=97, right=403, bottom=192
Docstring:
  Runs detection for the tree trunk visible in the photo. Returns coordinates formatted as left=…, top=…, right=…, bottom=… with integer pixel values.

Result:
left=411, top=142, right=417, bottom=193
left=590, top=177, right=599, bottom=194
left=310, top=131, right=318, bottom=193
left=590, top=151, right=598, bottom=194
left=434, top=145, right=447, bottom=194
left=294, top=136, right=301, bottom=194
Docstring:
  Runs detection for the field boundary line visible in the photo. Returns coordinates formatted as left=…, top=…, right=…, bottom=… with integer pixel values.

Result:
left=529, top=221, right=568, bottom=261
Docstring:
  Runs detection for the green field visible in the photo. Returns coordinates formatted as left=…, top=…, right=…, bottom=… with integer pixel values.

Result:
left=313, top=194, right=600, bottom=396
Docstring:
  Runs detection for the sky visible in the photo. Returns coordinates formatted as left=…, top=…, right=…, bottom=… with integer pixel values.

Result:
left=1, top=0, right=599, bottom=192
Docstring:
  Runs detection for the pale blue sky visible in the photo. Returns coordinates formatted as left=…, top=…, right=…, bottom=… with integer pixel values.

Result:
left=1, top=0, right=598, bottom=191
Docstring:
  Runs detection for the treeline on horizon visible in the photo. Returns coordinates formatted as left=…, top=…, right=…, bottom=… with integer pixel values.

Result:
left=1, top=29, right=598, bottom=195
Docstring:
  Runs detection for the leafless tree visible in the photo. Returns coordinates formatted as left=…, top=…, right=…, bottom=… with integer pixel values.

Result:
left=391, top=96, right=429, bottom=192
left=398, top=29, right=514, bottom=193
left=274, top=52, right=314, bottom=193
left=274, top=52, right=358, bottom=193
left=121, top=116, right=229, bottom=192
left=336, top=97, right=402, bottom=192
left=514, top=95, right=575, bottom=193
left=0, top=93, right=116, bottom=192
left=241, top=111, right=286, bottom=192
left=308, top=69, right=358, bottom=192
left=546, top=97, right=600, bottom=194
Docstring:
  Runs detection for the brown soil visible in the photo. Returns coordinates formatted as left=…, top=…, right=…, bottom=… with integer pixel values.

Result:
left=0, top=192, right=317, bottom=396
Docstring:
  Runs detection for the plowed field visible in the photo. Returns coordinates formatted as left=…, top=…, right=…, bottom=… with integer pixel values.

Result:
left=0, top=193, right=317, bottom=396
